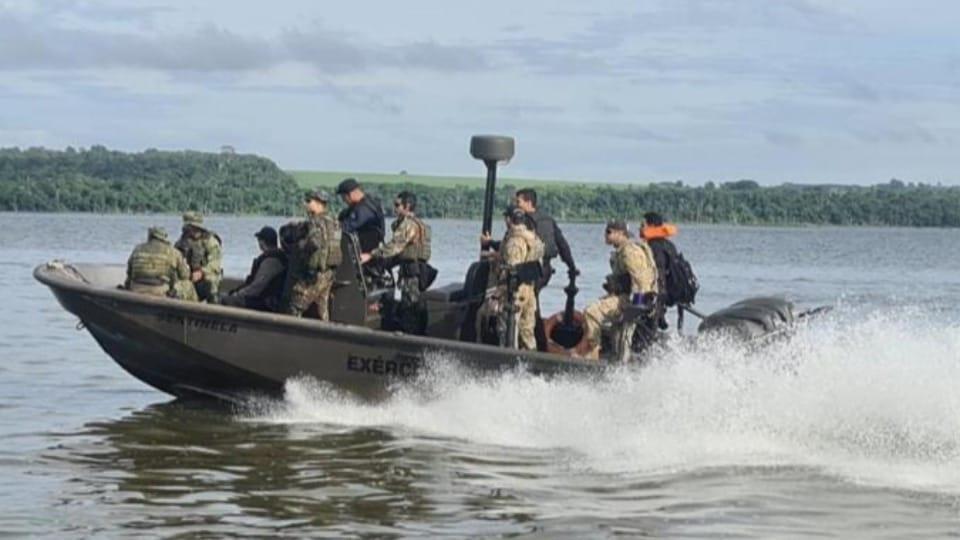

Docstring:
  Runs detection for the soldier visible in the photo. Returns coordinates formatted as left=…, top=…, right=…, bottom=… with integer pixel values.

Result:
left=335, top=178, right=385, bottom=255
left=582, top=220, right=658, bottom=360
left=124, top=226, right=198, bottom=301
left=513, top=188, right=577, bottom=288
left=283, top=189, right=342, bottom=320
left=479, top=207, right=545, bottom=350
left=641, top=211, right=683, bottom=330
left=174, top=211, right=223, bottom=302
left=361, top=191, right=434, bottom=334
left=514, top=187, right=578, bottom=351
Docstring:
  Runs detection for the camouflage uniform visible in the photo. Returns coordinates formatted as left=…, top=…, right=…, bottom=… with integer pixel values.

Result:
left=125, top=227, right=198, bottom=301
left=372, top=214, right=431, bottom=329
left=284, top=213, right=341, bottom=320
left=583, top=240, right=658, bottom=358
left=174, top=212, right=223, bottom=302
left=479, top=224, right=544, bottom=350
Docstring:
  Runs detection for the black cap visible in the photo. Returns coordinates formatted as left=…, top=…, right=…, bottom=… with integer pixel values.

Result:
left=335, top=177, right=360, bottom=195
left=606, top=219, right=628, bottom=232
left=254, top=226, right=278, bottom=247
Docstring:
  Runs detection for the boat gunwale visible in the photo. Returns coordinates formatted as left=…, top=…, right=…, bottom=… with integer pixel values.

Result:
left=33, top=261, right=602, bottom=368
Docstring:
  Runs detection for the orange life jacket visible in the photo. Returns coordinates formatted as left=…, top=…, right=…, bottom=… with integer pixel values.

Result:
left=641, top=223, right=678, bottom=241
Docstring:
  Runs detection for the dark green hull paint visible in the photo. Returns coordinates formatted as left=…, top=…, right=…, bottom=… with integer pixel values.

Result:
left=35, top=262, right=601, bottom=402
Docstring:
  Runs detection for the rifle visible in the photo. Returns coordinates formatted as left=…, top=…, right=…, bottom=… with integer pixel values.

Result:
left=502, top=268, right=519, bottom=349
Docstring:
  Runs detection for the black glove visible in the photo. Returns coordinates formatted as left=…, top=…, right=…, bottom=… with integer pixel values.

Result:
left=602, top=275, right=615, bottom=294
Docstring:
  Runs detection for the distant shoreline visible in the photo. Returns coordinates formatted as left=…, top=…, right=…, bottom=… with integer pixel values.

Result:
left=3, top=211, right=955, bottom=230
left=2, top=147, right=957, bottom=227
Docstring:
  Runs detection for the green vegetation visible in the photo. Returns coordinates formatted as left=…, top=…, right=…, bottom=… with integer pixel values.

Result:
left=1, top=147, right=959, bottom=227
left=0, top=146, right=301, bottom=214
left=335, top=179, right=960, bottom=227
left=289, top=170, right=589, bottom=189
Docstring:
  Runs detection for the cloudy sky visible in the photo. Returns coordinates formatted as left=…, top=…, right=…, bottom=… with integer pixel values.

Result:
left=1, top=0, right=958, bottom=184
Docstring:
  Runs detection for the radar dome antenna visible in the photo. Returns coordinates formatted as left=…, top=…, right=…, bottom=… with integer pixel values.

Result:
left=469, top=135, right=515, bottom=240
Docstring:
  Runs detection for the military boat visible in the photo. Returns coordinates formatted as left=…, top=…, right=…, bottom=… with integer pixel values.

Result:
left=34, top=135, right=806, bottom=402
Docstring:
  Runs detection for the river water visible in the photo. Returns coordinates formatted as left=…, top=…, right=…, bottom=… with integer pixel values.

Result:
left=3, top=213, right=960, bottom=538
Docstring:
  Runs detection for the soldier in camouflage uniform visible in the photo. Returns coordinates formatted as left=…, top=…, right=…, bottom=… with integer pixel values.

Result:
left=283, top=189, right=342, bottom=320
left=174, top=211, right=223, bottom=302
left=124, top=226, right=198, bottom=301
left=362, top=191, right=432, bottom=334
left=477, top=207, right=545, bottom=350
left=582, top=219, right=658, bottom=360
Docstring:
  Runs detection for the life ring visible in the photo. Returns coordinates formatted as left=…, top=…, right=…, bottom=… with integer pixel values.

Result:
left=543, top=310, right=593, bottom=356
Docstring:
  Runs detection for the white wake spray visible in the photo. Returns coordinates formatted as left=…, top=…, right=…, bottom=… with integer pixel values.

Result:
left=242, top=304, right=960, bottom=493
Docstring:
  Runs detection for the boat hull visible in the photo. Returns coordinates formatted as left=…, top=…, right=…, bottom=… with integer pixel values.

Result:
left=36, top=262, right=599, bottom=401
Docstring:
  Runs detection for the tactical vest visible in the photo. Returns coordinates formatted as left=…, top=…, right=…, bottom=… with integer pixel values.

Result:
left=129, top=240, right=179, bottom=286
left=245, top=250, right=288, bottom=300
left=531, top=211, right=559, bottom=260
left=176, top=233, right=221, bottom=273
left=499, top=227, right=545, bottom=264
left=609, top=241, right=657, bottom=295
left=399, top=216, right=432, bottom=261
left=356, top=196, right=385, bottom=254
left=499, top=227, right=544, bottom=284
left=635, top=241, right=656, bottom=272
left=525, top=231, right=545, bottom=263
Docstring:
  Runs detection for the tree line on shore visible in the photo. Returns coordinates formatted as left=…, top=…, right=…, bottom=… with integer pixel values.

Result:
left=1, top=146, right=958, bottom=227
left=0, top=146, right=302, bottom=215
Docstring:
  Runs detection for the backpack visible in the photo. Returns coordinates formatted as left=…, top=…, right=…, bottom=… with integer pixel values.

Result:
left=664, top=250, right=699, bottom=306
left=322, top=217, right=343, bottom=268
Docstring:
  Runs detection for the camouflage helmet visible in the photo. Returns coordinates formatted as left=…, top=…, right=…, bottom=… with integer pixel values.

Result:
left=182, top=211, right=207, bottom=231
left=304, top=189, right=331, bottom=203
left=147, top=226, right=168, bottom=241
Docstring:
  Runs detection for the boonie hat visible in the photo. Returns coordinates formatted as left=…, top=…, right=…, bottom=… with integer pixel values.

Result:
left=148, top=226, right=168, bottom=240
left=182, top=211, right=207, bottom=231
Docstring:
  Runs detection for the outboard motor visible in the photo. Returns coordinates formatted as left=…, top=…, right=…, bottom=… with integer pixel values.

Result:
left=698, top=296, right=795, bottom=340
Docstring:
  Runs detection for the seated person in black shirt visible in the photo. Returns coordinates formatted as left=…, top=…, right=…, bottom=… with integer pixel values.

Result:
left=222, top=226, right=288, bottom=311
